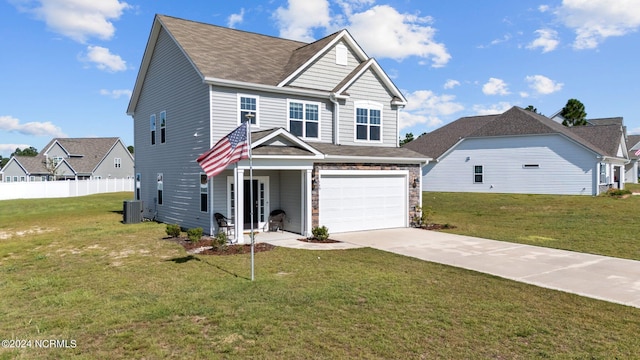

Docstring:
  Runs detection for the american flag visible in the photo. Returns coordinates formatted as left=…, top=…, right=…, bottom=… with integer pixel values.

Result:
left=197, top=122, right=250, bottom=178
left=635, top=148, right=640, bottom=156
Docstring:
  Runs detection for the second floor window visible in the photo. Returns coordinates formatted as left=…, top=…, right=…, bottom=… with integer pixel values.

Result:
left=160, top=111, right=166, bottom=144
left=150, top=114, right=156, bottom=145
left=289, top=101, right=319, bottom=139
left=474, top=165, right=484, bottom=184
left=114, top=158, right=122, bottom=168
left=239, top=95, right=258, bottom=125
left=355, top=102, right=382, bottom=142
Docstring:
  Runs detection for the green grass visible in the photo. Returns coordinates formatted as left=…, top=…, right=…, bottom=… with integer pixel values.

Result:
left=424, top=191, right=640, bottom=260
left=1, top=192, right=640, bottom=359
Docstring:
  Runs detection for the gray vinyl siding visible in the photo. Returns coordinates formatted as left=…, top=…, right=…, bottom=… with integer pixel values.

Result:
left=132, top=27, right=211, bottom=230
left=423, top=134, right=598, bottom=195
left=45, top=144, right=67, bottom=159
left=93, top=142, right=134, bottom=179
left=289, top=40, right=362, bottom=91
left=211, top=87, right=333, bottom=144
left=2, top=161, right=27, bottom=179
left=339, top=68, right=397, bottom=147
left=279, top=170, right=302, bottom=233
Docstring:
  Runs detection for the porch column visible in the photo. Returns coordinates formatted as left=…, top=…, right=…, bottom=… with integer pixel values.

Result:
left=235, top=167, right=245, bottom=244
left=305, top=169, right=312, bottom=237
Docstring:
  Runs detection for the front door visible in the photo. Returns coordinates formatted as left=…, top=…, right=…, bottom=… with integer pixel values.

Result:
left=244, top=179, right=259, bottom=229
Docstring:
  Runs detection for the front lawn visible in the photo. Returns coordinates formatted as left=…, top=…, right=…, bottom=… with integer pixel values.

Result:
left=1, top=192, right=639, bottom=359
left=424, top=191, right=640, bottom=260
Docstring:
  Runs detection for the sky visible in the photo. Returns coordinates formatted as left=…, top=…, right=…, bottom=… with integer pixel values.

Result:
left=1, top=0, right=640, bottom=157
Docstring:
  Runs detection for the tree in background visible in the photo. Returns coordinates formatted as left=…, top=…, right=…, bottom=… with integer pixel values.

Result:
left=524, top=105, right=540, bottom=114
left=0, top=156, right=7, bottom=169
left=399, top=132, right=414, bottom=146
left=127, top=145, right=134, bottom=154
left=560, top=99, right=587, bottom=127
left=11, top=146, right=38, bottom=157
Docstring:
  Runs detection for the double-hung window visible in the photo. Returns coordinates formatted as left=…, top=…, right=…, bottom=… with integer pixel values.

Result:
left=200, top=174, right=208, bottom=212
left=288, top=100, right=319, bottom=139
left=474, top=165, right=484, bottom=184
left=157, top=173, right=163, bottom=205
left=354, top=101, right=382, bottom=142
left=239, top=95, right=258, bottom=125
left=114, top=158, right=121, bottom=168
left=150, top=114, right=156, bottom=145
left=160, top=111, right=166, bottom=143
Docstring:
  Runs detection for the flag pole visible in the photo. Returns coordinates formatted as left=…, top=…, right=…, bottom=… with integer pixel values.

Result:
left=246, top=114, right=255, bottom=281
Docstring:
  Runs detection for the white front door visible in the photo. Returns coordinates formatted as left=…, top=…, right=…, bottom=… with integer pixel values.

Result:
left=227, top=176, right=270, bottom=231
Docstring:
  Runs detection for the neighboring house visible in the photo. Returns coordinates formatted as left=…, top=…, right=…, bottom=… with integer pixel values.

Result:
left=126, top=15, right=428, bottom=240
left=0, top=138, right=134, bottom=182
left=403, top=106, right=629, bottom=195
left=627, top=134, right=640, bottom=184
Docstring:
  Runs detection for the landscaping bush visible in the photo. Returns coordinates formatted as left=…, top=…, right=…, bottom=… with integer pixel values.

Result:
left=604, top=188, right=632, bottom=197
left=312, top=226, right=330, bottom=241
left=187, top=227, right=203, bottom=242
left=166, top=223, right=181, bottom=238
left=213, top=231, right=228, bottom=250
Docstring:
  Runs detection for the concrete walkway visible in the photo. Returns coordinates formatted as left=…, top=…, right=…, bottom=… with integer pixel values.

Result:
left=329, top=228, right=640, bottom=309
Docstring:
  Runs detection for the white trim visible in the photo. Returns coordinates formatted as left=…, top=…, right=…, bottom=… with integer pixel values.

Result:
left=227, top=175, right=270, bottom=237
left=333, top=59, right=407, bottom=105
left=277, top=30, right=368, bottom=87
left=286, top=99, right=322, bottom=141
left=353, top=101, right=383, bottom=143
left=237, top=93, right=260, bottom=127
left=251, top=128, right=324, bottom=157
left=321, top=155, right=430, bottom=164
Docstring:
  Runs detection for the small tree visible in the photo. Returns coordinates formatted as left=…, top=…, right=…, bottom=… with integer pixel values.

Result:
left=399, top=132, right=414, bottom=146
left=43, top=157, right=60, bottom=180
left=524, top=105, right=540, bottom=114
left=560, top=99, right=587, bottom=127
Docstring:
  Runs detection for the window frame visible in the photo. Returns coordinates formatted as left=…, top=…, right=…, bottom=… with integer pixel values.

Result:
left=160, top=111, right=166, bottom=144
left=353, top=101, right=383, bottom=143
left=114, top=158, right=122, bottom=168
left=287, top=99, right=321, bottom=140
left=150, top=114, right=156, bottom=145
left=238, top=94, right=259, bottom=127
left=200, top=173, right=208, bottom=213
left=135, top=173, right=141, bottom=201
left=473, top=165, right=484, bottom=184
left=157, top=173, right=163, bottom=206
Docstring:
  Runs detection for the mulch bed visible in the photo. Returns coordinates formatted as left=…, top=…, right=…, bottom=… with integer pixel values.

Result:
left=166, top=237, right=276, bottom=256
left=420, top=223, right=457, bottom=230
left=297, top=238, right=341, bottom=244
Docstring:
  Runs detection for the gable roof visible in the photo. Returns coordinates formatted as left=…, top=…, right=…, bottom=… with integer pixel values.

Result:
left=128, top=15, right=406, bottom=114
left=404, top=106, right=625, bottom=160
left=4, top=138, right=127, bottom=176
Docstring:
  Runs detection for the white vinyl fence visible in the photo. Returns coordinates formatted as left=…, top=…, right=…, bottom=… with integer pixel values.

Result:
left=0, top=178, right=134, bottom=200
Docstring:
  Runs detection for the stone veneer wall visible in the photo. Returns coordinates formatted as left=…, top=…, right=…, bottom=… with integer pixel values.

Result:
left=311, top=163, right=422, bottom=229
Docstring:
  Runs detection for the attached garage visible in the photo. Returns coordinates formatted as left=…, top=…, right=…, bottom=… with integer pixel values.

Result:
left=318, top=170, right=408, bottom=233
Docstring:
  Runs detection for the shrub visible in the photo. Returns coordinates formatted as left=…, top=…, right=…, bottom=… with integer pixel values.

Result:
left=412, top=206, right=434, bottom=227
left=604, top=188, right=632, bottom=197
left=213, top=231, right=228, bottom=250
left=312, top=226, right=330, bottom=241
left=187, top=227, right=203, bottom=242
left=166, top=224, right=181, bottom=238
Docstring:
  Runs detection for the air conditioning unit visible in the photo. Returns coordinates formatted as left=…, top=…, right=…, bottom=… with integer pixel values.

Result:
left=123, top=200, right=143, bottom=224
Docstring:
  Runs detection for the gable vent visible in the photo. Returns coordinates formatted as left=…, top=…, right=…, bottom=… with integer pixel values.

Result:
left=336, top=44, right=347, bottom=66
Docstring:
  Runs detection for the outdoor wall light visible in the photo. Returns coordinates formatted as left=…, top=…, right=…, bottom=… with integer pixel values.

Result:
left=312, top=177, right=318, bottom=190
left=412, top=178, right=419, bottom=188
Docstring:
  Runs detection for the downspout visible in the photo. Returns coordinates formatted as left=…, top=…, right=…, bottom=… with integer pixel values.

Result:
left=330, top=93, right=340, bottom=145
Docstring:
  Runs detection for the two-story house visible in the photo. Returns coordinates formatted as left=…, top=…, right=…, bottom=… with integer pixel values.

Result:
left=127, top=15, right=429, bottom=240
left=1, top=137, right=134, bottom=182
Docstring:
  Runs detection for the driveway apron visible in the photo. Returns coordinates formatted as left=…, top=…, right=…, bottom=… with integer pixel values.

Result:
left=332, top=228, right=640, bottom=308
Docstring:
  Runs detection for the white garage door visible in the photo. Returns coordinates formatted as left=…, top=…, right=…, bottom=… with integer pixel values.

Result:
left=319, top=172, right=407, bottom=233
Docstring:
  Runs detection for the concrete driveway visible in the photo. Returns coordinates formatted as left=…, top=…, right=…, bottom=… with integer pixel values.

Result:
left=332, top=228, right=640, bottom=308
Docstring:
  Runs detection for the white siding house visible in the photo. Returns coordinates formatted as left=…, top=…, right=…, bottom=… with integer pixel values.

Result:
left=404, top=107, right=628, bottom=196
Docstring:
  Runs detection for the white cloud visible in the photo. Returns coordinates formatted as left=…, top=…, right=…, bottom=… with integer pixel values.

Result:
left=556, top=0, right=640, bottom=49
left=401, top=90, right=464, bottom=130
left=539, top=5, right=550, bottom=12
left=274, top=0, right=331, bottom=42
left=14, top=0, right=131, bottom=43
left=347, top=5, right=450, bottom=67
left=482, top=78, right=510, bottom=96
left=273, top=0, right=451, bottom=67
left=525, top=75, right=564, bottom=95
left=83, top=45, right=126, bottom=72
left=473, top=102, right=513, bottom=115
left=0, top=115, right=66, bottom=137
left=444, top=79, right=460, bottom=89
left=100, top=89, right=132, bottom=99
left=228, top=8, right=245, bottom=28
left=527, top=29, right=559, bottom=53
left=0, top=144, right=33, bottom=157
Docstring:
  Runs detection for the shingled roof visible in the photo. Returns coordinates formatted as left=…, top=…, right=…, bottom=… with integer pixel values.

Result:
left=404, top=106, right=626, bottom=160
left=13, top=138, right=124, bottom=175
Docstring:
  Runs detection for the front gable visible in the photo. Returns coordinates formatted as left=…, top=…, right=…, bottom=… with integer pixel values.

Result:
left=55, top=159, right=76, bottom=178
left=44, top=141, right=69, bottom=159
